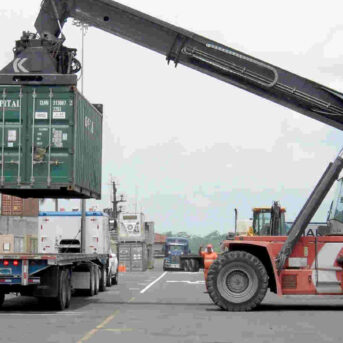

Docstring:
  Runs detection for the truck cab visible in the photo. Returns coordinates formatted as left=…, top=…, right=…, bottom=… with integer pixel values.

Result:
left=163, top=237, right=190, bottom=270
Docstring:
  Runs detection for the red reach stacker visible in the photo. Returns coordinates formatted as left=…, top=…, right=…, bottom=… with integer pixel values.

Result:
left=2, top=0, right=343, bottom=311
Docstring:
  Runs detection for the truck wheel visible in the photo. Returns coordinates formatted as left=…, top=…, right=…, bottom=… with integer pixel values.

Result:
left=184, top=260, right=190, bottom=272
left=112, top=272, right=118, bottom=285
left=207, top=251, right=268, bottom=312
left=99, top=268, right=107, bottom=292
left=106, top=270, right=112, bottom=288
left=65, top=271, right=72, bottom=309
left=0, top=293, right=4, bottom=308
left=88, top=266, right=96, bottom=297
left=54, top=270, right=68, bottom=311
left=191, top=259, right=200, bottom=272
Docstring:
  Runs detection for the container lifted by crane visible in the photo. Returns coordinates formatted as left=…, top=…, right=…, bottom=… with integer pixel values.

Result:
left=1, top=0, right=343, bottom=311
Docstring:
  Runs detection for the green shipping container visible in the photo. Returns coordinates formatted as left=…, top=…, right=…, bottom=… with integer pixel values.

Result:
left=0, top=85, right=102, bottom=199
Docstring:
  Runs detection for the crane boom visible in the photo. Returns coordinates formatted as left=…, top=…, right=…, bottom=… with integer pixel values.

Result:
left=0, top=0, right=343, bottom=273
left=2, top=0, right=343, bottom=130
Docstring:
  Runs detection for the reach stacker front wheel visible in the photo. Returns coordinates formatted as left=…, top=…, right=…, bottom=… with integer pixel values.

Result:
left=207, top=251, right=268, bottom=311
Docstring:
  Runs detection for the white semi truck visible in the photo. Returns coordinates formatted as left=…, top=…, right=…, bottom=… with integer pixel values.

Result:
left=0, top=211, right=118, bottom=310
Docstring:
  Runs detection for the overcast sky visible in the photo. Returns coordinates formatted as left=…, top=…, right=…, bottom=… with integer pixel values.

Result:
left=1, top=1, right=343, bottom=234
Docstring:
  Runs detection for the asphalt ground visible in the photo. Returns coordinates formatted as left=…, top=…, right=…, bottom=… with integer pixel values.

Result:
left=1, top=259, right=343, bottom=343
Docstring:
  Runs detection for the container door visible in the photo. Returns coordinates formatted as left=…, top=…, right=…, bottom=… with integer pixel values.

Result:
left=26, top=87, right=74, bottom=187
left=0, top=87, right=25, bottom=186
left=119, top=244, right=131, bottom=271
left=131, top=245, right=143, bottom=271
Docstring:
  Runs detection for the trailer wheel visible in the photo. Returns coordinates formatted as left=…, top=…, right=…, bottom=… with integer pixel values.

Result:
left=0, top=293, right=4, bottom=308
left=99, top=267, right=107, bottom=292
left=94, top=266, right=99, bottom=295
left=184, top=259, right=191, bottom=272
left=106, top=270, right=112, bottom=288
left=207, top=251, right=268, bottom=312
left=54, top=270, right=68, bottom=311
left=190, top=259, right=200, bottom=272
left=65, top=271, right=72, bottom=309
left=88, top=266, right=96, bottom=297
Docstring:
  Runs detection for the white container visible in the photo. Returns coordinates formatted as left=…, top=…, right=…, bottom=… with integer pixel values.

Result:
left=118, top=213, right=145, bottom=242
left=38, top=212, right=110, bottom=254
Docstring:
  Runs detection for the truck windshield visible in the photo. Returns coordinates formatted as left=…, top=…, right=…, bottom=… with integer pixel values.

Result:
left=328, top=179, right=343, bottom=223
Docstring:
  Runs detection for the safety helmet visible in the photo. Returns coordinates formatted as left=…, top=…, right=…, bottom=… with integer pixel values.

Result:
left=207, top=244, right=213, bottom=249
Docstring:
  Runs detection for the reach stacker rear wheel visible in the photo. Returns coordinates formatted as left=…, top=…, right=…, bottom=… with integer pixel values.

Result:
left=207, top=251, right=268, bottom=311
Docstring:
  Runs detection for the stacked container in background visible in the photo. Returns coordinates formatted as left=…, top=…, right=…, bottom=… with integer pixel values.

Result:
left=117, top=213, right=155, bottom=272
left=118, top=243, right=147, bottom=272
left=1, top=194, right=39, bottom=217
left=145, top=222, right=155, bottom=269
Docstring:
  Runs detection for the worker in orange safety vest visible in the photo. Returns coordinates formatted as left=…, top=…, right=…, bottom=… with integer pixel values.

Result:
left=199, top=244, right=218, bottom=286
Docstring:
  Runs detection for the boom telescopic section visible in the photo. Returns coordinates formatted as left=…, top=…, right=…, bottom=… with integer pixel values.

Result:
left=33, top=0, right=343, bottom=130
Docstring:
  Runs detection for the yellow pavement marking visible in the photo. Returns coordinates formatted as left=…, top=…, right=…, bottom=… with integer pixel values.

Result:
left=104, top=328, right=134, bottom=333
left=96, top=311, right=119, bottom=329
left=77, top=310, right=120, bottom=343
left=128, top=297, right=135, bottom=303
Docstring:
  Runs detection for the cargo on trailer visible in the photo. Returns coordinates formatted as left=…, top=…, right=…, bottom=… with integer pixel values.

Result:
left=0, top=85, right=102, bottom=199
left=38, top=211, right=110, bottom=254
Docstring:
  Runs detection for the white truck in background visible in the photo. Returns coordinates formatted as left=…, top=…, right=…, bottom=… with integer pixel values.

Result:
left=0, top=211, right=118, bottom=311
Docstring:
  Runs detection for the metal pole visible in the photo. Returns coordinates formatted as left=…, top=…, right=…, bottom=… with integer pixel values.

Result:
left=234, top=208, right=238, bottom=236
left=80, top=24, right=87, bottom=253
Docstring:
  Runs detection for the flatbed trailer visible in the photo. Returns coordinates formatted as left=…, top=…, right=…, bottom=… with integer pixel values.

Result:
left=0, top=253, right=111, bottom=310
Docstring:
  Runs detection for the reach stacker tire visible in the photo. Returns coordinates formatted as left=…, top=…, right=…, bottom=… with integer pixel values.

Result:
left=207, top=251, right=268, bottom=312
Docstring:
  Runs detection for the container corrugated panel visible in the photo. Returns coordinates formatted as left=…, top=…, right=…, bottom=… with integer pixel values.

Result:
left=0, top=85, right=102, bottom=199
left=118, top=242, right=148, bottom=272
